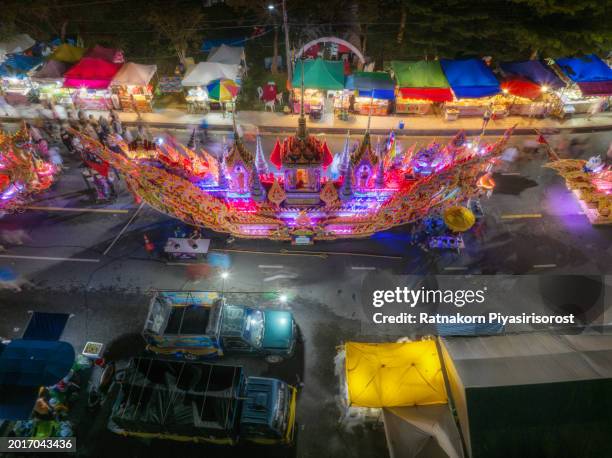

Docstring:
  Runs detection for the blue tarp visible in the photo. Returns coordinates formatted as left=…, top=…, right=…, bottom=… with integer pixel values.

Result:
left=3, top=54, right=43, bottom=73
left=436, top=322, right=504, bottom=336
left=0, top=340, right=74, bottom=386
left=440, top=58, right=501, bottom=99
left=555, top=54, right=612, bottom=83
left=201, top=37, right=247, bottom=52
left=500, top=60, right=565, bottom=89
left=345, top=72, right=395, bottom=100
left=23, top=312, right=70, bottom=341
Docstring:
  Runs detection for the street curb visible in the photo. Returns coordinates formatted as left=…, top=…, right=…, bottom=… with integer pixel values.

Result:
left=2, top=116, right=611, bottom=136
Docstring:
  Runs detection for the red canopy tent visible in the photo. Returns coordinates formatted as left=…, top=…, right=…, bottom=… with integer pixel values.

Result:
left=63, top=58, right=122, bottom=89
left=500, top=78, right=542, bottom=99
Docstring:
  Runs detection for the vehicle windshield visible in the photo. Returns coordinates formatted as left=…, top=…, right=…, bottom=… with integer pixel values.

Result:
left=245, top=309, right=265, bottom=348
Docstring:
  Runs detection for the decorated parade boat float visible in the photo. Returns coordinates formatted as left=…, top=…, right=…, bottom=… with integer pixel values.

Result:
left=72, top=110, right=514, bottom=242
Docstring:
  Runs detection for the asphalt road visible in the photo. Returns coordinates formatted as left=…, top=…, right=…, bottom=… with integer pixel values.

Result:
left=0, top=127, right=611, bottom=458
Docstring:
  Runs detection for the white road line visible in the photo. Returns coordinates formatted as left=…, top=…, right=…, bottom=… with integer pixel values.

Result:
left=0, top=254, right=100, bottom=263
left=258, top=265, right=284, bottom=269
left=533, top=264, right=557, bottom=268
left=351, top=266, right=376, bottom=270
left=500, top=213, right=542, bottom=219
left=501, top=172, right=521, bottom=176
left=24, top=206, right=130, bottom=214
left=443, top=266, right=468, bottom=271
left=102, top=202, right=145, bottom=256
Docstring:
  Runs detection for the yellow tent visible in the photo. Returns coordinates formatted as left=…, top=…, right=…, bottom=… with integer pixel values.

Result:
left=345, top=341, right=447, bottom=408
left=50, top=44, right=85, bottom=64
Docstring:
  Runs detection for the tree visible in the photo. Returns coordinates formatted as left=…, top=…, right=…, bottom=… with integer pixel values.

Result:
left=226, top=0, right=281, bottom=73
left=146, top=2, right=206, bottom=65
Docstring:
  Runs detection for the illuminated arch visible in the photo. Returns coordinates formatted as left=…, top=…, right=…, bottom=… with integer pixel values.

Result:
left=296, top=37, right=365, bottom=64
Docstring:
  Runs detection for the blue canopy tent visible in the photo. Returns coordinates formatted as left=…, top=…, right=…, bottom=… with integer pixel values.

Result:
left=0, top=340, right=75, bottom=420
left=499, top=60, right=565, bottom=89
left=440, top=58, right=500, bottom=99
left=555, top=54, right=612, bottom=96
left=201, top=37, right=247, bottom=53
left=3, top=54, right=43, bottom=74
left=345, top=72, right=395, bottom=99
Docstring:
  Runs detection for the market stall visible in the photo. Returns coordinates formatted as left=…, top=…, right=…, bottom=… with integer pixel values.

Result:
left=391, top=60, right=453, bottom=115
left=344, top=71, right=394, bottom=115
left=206, top=44, right=246, bottom=67
left=181, top=62, right=240, bottom=113
left=0, top=34, right=35, bottom=61
left=30, top=60, right=73, bottom=106
left=84, top=44, right=124, bottom=64
left=62, top=57, right=122, bottom=110
left=0, top=54, right=43, bottom=104
left=440, top=58, right=501, bottom=118
left=49, top=43, right=85, bottom=64
left=554, top=54, right=612, bottom=113
left=291, top=59, right=344, bottom=117
left=110, top=62, right=157, bottom=112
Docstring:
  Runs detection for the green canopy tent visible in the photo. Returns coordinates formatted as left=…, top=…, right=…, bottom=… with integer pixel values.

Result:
left=391, top=61, right=453, bottom=103
left=291, top=59, right=344, bottom=115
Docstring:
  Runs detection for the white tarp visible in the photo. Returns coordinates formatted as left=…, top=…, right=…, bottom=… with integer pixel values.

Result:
left=0, top=34, right=36, bottom=61
left=111, top=62, right=157, bottom=86
left=181, top=62, right=239, bottom=87
left=206, top=44, right=245, bottom=66
left=382, top=406, right=464, bottom=458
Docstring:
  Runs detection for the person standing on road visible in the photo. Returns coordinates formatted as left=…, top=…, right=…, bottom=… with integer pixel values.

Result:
left=143, top=234, right=156, bottom=257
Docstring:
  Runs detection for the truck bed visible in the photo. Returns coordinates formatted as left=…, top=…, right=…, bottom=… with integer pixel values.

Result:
left=166, top=306, right=211, bottom=335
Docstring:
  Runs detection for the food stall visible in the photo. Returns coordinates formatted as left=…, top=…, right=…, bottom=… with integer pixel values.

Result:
left=291, top=59, right=344, bottom=117
left=345, top=71, right=394, bottom=115
left=62, top=57, right=122, bottom=110
left=391, top=60, right=453, bottom=115
left=499, top=60, right=566, bottom=116
left=440, top=58, right=502, bottom=117
left=84, top=44, right=124, bottom=64
left=110, top=62, right=157, bottom=112
left=0, top=34, right=35, bottom=61
left=0, top=54, right=43, bottom=97
left=181, top=62, right=240, bottom=113
left=554, top=54, right=612, bottom=113
left=49, top=43, right=85, bottom=64
left=30, top=60, right=73, bottom=106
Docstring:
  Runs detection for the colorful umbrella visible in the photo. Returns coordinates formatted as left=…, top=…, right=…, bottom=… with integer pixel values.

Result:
left=206, top=79, right=239, bottom=101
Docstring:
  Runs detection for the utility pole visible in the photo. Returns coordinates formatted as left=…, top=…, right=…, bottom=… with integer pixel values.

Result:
left=282, top=0, right=292, bottom=84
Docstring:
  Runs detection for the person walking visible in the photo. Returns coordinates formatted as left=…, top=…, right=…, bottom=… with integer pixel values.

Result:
left=143, top=233, right=156, bottom=257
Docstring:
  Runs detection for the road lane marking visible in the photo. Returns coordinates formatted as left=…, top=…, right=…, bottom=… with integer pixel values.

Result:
left=500, top=213, right=542, bottom=219
left=501, top=172, right=521, bottom=176
left=263, top=273, right=298, bottom=282
left=0, top=254, right=99, bottom=263
left=533, top=264, right=557, bottom=268
left=258, top=265, right=284, bottom=269
left=351, top=266, right=376, bottom=270
left=23, top=206, right=130, bottom=214
left=102, top=202, right=145, bottom=256
left=443, top=266, right=468, bottom=271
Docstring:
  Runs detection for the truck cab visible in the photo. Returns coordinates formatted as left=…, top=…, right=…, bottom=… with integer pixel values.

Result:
left=240, top=376, right=297, bottom=444
left=220, top=303, right=296, bottom=360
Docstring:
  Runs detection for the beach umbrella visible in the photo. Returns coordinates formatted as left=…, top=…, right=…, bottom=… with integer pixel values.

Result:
left=206, top=79, right=239, bottom=102
left=443, top=206, right=476, bottom=232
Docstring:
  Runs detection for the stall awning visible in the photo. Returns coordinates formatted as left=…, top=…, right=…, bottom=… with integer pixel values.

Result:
left=391, top=61, right=453, bottom=102
left=440, top=58, right=500, bottom=99
left=3, top=54, right=43, bottom=74
left=499, top=60, right=565, bottom=89
left=345, top=72, right=395, bottom=99
left=292, top=59, right=344, bottom=90
left=85, top=44, right=124, bottom=64
left=63, top=57, right=122, bottom=89
left=50, top=43, right=86, bottom=64
left=555, top=54, right=612, bottom=83
left=181, top=62, right=240, bottom=87
left=206, top=44, right=245, bottom=66
left=0, top=34, right=35, bottom=61
left=345, top=341, right=447, bottom=408
left=577, top=81, right=612, bottom=96
left=201, top=37, right=247, bottom=52
left=111, top=62, right=157, bottom=86
left=501, top=78, right=542, bottom=99
left=31, top=60, right=70, bottom=83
